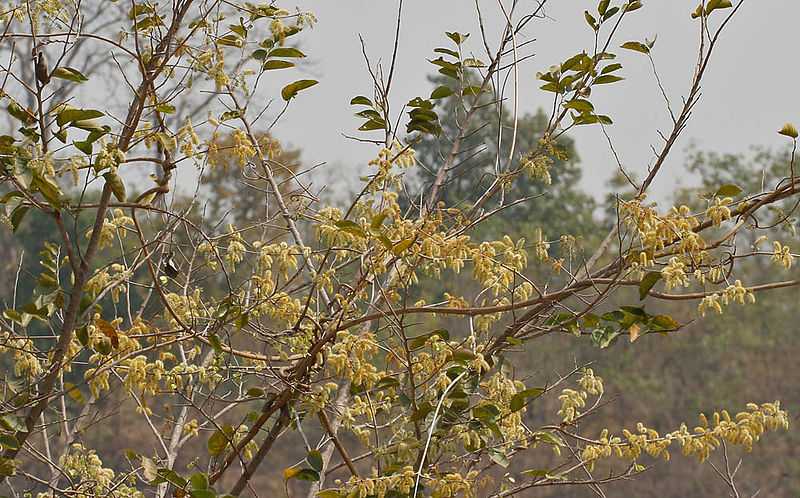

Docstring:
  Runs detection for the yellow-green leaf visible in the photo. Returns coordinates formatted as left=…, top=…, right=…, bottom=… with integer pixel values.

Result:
left=620, top=41, right=650, bottom=54
left=51, top=67, right=88, bottom=83
left=392, top=238, right=414, bottom=256
left=779, top=123, right=798, bottom=139
left=281, top=79, right=318, bottom=101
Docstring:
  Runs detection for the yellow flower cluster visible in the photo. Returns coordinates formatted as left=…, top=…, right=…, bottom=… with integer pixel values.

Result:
left=231, top=129, right=255, bottom=166
left=480, top=373, right=527, bottom=446
left=697, top=280, right=755, bottom=316
left=45, top=443, right=143, bottom=498
left=336, top=469, right=476, bottom=498
left=558, top=368, right=603, bottom=423
left=582, top=401, right=789, bottom=465
left=706, top=196, right=733, bottom=226
left=472, top=236, right=528, bottom=297
left=94, top=142, right=126, bottom=173
left=772, top=240, right=794, bottom=269
left=327, top=330, right=382, bottom=389
left=225, top=225, right=246, bottom=268
left=88, top=209, right=133, bottom=250
left=85, top=263, right=130, bottom=303
left=661, top=257, right=689, bottom=289
left=0, top=331, right=43, bottom=379
left=521, top=152, right=553, bottom=184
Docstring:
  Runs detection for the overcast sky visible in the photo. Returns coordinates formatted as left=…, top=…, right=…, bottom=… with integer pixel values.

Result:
left=259, top=0, right=798, bottom=201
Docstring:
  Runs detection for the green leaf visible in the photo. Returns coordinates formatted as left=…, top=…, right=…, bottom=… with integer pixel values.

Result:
left=410, top=401, right=433, bottom=422
left=358, top=119, right=385, bottom=131
left=230, top=22, right=247, bottom=39
left=50, top=67, right=88, bottom=83
left=540, top=82, right=561, bottom=93
left=220, top=110, right=243, bottom=121
left=603, top=6, right=620, bottom=20
left=472, top=403, right=500, bottom=422
left=510, top=387, right=545, bottom=412
left=463, top=58, right=486, bottom=68
left=625, top=1, right=643, bottom=12
left=0, top=433, right=20, bottom=450
left=9, top=206, right=28, bottom=232
left=207, top=428, right=229, bottom=456
left=598, top=0, right=610, bottom=16
left=263, top=60, right=294, bottom=70
left=392, top=238, right=414, bottom=256
left=269, top=47, right=305, bottom=58
left=433, top=47, right=459, bottom=58
left=190, top=472, right=209, bottom=490
left=651, top=314, right=680, bottom=331
left=446, top=31, right=469, bottom=45
left=307, top=450, right=323, bottom=472
left=73, top=140, right=92, bottom=155
left=534, top=431, right=564, bottom=448
left=705, top=0, right=733, bottom=14
left=350, top=96, right=372, bottom=106
left=489, top=448, right=509, bottom=468
left=156, top=468, right=187, bottom=488
left=0, top=415, right=26, bottom=432
left=639, top=271, right=661, bottom=300
left=128, top=3, right=155, bottom=19
left=715, top=184, right=743, bottom=197
left=601, top=63, right=623, bottom=74
left=0, top=457, right=16, bottom=477
left=103, top=172, right=127, bottom=202
left=462, top=85, right=483, bottom=96
left=594, top=74, right=624, bottom=85
left=7, top=102, right=35, bottom=125
left=356, top=109, right=383, bottom=121
left=33, top=176, right=63, bottom=208
left=335, top=220, right=366, bottom=238
left=70, top=119, right=105, bottom=132
left=430, top=85, right=453, bottom=99
left=155, top=103, right=176, bottom=114
left=370, top=213, right=387, bottom=231
left=408, top=329, right=449, bottom=350
left=563, top=99, right=594, bottom=113
left=292, top=468, right=320, bottom=482
left=620, top=41, right=650, bottom=54
left=281, top=79, right=318, bottom=101
left=57, top=108, right=104, bottom=127
left=521, top=468, right=550, bottom=478
left=592, top=327, right=621, bottom=348
left=217, top=34, right=243, bottom=47
left=585, top=10, right=598, bottom=30
left=450, top=349, right=476, bottom=362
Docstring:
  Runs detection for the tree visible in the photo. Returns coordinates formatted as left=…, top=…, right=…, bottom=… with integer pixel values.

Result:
left=0, top=1, right=794, bottom=498
left=414, top=75, right=598, bottom=243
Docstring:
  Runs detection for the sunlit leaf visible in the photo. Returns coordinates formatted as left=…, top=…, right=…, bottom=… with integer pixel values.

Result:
left=281, top=79, right=318, bottom=101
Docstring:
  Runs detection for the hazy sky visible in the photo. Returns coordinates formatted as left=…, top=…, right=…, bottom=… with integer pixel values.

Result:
left=259, top=0, right=799, bottom=201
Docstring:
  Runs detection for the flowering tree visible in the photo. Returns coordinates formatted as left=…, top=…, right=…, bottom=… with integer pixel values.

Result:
left=0, top=1, right=793, bottom=497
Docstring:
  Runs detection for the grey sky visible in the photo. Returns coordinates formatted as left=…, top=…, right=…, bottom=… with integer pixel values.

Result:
left=263, top=0, right=798, bottom=202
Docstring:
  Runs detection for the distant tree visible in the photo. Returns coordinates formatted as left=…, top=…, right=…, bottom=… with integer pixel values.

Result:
left=415, top=75, right=597, bottom=243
